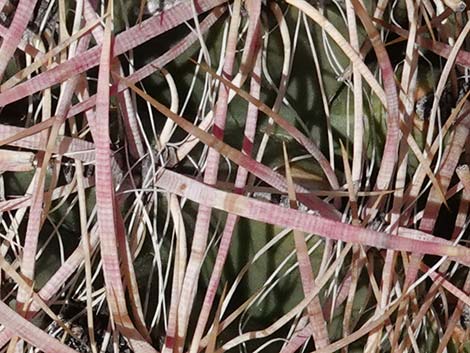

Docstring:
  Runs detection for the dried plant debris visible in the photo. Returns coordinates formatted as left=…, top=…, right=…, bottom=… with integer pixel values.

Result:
left=1, top=0, right=470, bottom=352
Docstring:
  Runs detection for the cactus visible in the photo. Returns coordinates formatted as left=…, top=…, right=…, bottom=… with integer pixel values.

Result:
left=0, top=0, right=470, bottom=352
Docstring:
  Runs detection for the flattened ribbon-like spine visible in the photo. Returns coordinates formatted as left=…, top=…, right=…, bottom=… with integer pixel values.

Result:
left=93, top=15, right=156, bottom=353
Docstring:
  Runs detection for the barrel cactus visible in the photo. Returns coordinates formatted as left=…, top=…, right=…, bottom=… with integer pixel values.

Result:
left=0, top=0, right=469, bottom=352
